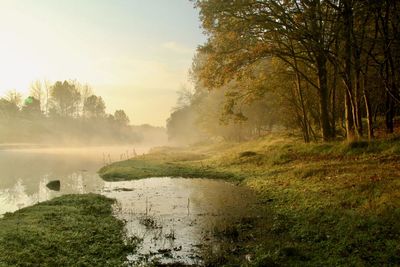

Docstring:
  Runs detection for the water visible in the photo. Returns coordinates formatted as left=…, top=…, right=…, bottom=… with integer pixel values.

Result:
left=0, top=145, right=147, bottom=215
left=0, top=146, right=257, bottom=265
left=103, top=178, right=257, bottom=265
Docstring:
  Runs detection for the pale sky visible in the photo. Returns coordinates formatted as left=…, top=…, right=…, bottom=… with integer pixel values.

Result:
left=0, top=0, right=206, bottom=126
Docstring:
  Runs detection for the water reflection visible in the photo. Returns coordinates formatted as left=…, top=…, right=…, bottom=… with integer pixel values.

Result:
left=0, top=147, right=257, bottom=265
left=0, top=146, right=148, bottom=216
left=102, top=178, right=257, bottom=265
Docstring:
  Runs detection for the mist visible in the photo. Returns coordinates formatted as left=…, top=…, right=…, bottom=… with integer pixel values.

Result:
left=0, top=1, right=399, bottom=266
left=0, top=80, right=167, bottom=147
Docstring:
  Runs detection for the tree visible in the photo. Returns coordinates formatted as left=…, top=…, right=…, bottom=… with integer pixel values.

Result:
left=166, top=106, right=203, bottom=144
left=30, top=80, right=45, bottom=113
left=50, top=81, right=81, bottom=117
left=4, top=90, right=22, bottom=108
left=22, top=96, right=41, bottom=117
left=83, top=95, right=106, bottom=119
left=193, top=0, right=339, bottom=140
left=114, top=110, right=130, bottom=126
left=0, top=98, right=19, bottom=119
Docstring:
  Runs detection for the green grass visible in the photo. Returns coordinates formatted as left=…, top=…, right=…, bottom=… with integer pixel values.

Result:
left=99, top=135, right=400, bottom=266
left=99, top=150, right=242, bottom=182
left=0, top=194, right=137, bottom=266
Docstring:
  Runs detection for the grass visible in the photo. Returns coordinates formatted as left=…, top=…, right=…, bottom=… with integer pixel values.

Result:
left=99, top=148, right=242, bottom=182
left=99, top=134, right=400, bottom=266
left=0, top=194, right=138, bottom=266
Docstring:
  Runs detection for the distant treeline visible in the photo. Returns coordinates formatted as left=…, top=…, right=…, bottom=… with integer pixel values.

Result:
left=0, top=80, right=162, bottom=145
left=167, top=1, right=400, bottom=144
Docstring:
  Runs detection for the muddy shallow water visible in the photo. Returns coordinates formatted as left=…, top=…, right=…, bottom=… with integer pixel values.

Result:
left=102, top=178, right=257, bottom=265
left=0, top=146, right=258, bottom=265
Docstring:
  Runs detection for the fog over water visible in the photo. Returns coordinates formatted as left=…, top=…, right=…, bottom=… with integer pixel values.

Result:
left=0, top=145, right=150, bottom=215
left=0, top=144, right=258, bottom=265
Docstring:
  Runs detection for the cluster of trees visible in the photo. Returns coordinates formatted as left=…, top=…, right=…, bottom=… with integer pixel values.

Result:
left=167, top=85, right=279, bottom=143
left=0, top=80, right=135, bottom=144
left=168, top=0, right=400, bottom=143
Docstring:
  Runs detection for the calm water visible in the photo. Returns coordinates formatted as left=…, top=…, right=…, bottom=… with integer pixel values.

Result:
left=0, top=145, right=147, bottom=215
left=0, top=146, right=257, bottom=265
left=103, top=178, right=257, bottom=265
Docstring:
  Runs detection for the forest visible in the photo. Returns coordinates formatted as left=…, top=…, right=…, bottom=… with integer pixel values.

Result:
left=0, top=80, right=162, bottom=145
left=167, top=0, right=399, bottom=144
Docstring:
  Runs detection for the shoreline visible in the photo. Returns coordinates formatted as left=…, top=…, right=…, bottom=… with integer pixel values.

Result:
left=1, top=136, right=399, bottom=266
left=99, top=136, right=400, bottom=265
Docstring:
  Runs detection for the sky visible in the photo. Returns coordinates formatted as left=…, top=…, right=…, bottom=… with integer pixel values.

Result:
left=0, top=0, right=206, bottom=126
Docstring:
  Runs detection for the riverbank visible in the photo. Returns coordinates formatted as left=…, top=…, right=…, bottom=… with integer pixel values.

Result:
left=99, top=135, right=400, bottom=266
left=0, top=194, right=137, bottom=266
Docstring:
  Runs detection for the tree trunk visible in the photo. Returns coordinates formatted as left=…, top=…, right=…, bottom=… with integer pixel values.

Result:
left=345, top=90, right=356, bottom=141
left=293, top=58, right=310, bottom=143
left=386, top=94, right=394, bottom=133
left=343, top=0, right=357, bottom=141
left=362, top=73, right=374, bottom=140
left=330, top=58, right=338, bottom=139
left=316, top=55, right=333, bottom=141
left=354, top=69, right=363, bottom=136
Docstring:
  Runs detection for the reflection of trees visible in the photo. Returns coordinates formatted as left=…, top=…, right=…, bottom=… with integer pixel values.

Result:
left=185, top=179, right=255, bottom=217
left=0, top=179, right=47, bottom=215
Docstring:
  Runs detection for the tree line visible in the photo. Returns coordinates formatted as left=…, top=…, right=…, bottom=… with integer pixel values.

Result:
left=0, top=80, right=135, bottom=144
left=168, top=0, right=399, bottom=143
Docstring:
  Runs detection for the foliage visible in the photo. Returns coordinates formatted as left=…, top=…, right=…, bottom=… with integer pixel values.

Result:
left=0, top=99, right=19, bottom=119
left=114, top=109, right=130, bottom=126
left=184, top=0, right=400, bottom=143
left=50, top=81, right=81, bottom=117
left=83, top=95, right=106, bottom=119
left=0, top=80, right=137, bottom=145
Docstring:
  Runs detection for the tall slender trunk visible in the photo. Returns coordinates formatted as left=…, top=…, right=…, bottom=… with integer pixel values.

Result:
left=386, top=94, right=394, bottom=133
left=331, top=60, right=338, bottom=139
left=361, top=73, right=374, bottom=140
left=316, top=55, right=333, bottom=141
left=354, top=68, right=363, bottom=136
left=293, top=57, right=310, bottom=143
left=364, top=92, right=374, bottom=141
left=381, top=0, right=395, bottom=133
left=343, top=0, right=357, bottom=141
left=345, top=90, right=355, bottom=141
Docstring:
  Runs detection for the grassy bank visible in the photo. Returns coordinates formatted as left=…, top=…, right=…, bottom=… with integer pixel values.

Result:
left=99, top=135, right=400, bottom=266
left=99, top=149, right=242, bottom=182
left=0, top=194, right=137, bottom=266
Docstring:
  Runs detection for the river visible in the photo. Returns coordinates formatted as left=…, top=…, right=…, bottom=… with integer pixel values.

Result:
left=0, top=145, right=257, bottom=265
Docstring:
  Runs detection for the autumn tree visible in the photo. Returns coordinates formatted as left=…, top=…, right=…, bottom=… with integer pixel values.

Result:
left=193, top=0, right=341, bottom=141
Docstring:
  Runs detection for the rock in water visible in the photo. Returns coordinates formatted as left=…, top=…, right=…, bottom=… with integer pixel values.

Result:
left=46, top=180, right=61, bottom=191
